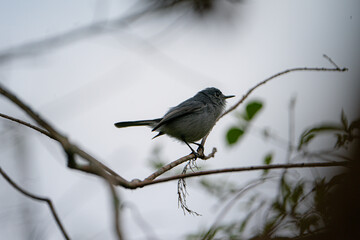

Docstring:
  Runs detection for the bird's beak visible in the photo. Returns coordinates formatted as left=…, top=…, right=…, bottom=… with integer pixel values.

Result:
left=224, top=95, right=235, bottom=99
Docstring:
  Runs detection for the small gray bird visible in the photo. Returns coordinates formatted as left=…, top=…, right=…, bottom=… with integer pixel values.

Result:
left=114, top=87, right=234, bottom=156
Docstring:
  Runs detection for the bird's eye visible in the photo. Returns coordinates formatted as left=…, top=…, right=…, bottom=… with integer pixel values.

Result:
left=215, top=91, right=221, bottom=98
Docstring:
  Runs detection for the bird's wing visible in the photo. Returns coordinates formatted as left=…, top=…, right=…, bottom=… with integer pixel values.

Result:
left=152, top=101, right=205, bottom=132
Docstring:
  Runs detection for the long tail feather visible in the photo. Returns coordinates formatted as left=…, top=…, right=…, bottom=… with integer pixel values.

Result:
left=114, top=118, right=161, bottom=128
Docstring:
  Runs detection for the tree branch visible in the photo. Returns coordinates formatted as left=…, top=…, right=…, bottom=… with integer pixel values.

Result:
left=144, top=147, right=216, bottom=181
left=133, top=161, right=349, bottom=188
left=0, top=4, right=161, bottom=65
left=107, top=181, right=123, bottom=240
left=0, top=167, right=70, bottom=240
left=220, top=64, right=348, bottom=119
left=0, top=57, right=349, bottom=192
left=0, top=84, right=128, bottom=185
left=0, top=84, right=126, bottom=239
left=0, top=112, right=55, bottom=139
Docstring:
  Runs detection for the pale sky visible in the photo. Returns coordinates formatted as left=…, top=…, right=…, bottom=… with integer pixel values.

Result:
left=0, top=0, right=359, bottom=239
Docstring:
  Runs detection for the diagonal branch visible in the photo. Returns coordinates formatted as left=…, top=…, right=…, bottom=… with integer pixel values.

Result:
left=0, top=167, right=70, bottom=240
left=144, top=148, right=216, bottom=181
left=0, top=84, right=128, bottom=185
left=0, top=4, right=161, bottom=65
left=0, top=112, right=54, bottom=139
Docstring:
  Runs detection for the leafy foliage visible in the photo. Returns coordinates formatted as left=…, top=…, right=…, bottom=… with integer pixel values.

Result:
left=226, top=100, right=263, bottom=145
left=189, top=108, right=359, bottom=240
left=298, top=110, right=360, bottom=150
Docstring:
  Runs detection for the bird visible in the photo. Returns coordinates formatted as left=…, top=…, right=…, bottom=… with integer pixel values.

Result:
left=114, top=87, right=234, bottom=156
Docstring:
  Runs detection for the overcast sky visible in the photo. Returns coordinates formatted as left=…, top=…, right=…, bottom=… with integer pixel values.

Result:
left=1, top=0, right=359, bottom=239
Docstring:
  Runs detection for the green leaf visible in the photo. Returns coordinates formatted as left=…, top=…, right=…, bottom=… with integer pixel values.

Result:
left=298, top=124, right=343, bottom=149
left=290, top=183, right=304, bottom=205
left=226, top=127, right=244, bottom=145
left=245, top=101, right=263, bottom=121
left=280, top=176, right=291, bottom=200
left=264, top=153, right=273, bottom=165
left=262, top=153, right=273, bottom=175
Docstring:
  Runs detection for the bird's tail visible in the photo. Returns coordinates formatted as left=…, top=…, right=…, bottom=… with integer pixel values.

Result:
left=114, top=118, right=161, bottom=128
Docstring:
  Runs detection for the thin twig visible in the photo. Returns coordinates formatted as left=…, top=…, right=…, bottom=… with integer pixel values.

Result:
left=0, top=167, right=70, bottom=240
left=0, top=112, right=55, bottom=139
left=177, top=160, right=201, bottom=216
left=323, top=54, right=340, bottom=69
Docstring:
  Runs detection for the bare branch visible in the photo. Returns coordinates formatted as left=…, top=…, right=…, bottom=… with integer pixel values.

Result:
left=0, top=84, right=65, bottom=141
left=0, top=84, right=129, bottom=186
left=0, top=4, right=161, bottom=65
left=0, top=106, right=349, bottom=190
left=0, top=112, right=55, bottom=140
left=133, top=161, right=349, bottom=188
left=0, top=167, right=70, bottom=240
left=0, top=57, right=350, bottom=192
left=220, top=65, right=347, bottom=119
left=107, top=181, right=123, bottom=240
left=144, top=154, right=194, bottom=181
left=144, top=147, right=217, bottom=181
left=0, top=83, right=127, bottom=238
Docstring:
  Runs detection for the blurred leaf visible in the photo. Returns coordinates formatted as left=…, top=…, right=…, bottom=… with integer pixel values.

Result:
left=298, top=124, right=343, bottom=149
left=290, top=183, right=304, bottom=205
left=244, top=101, right=263, bottom=121
left=264, top=153, right=273, bottom=165
left=327, top=173, right=346, bottom=188
left=341, top=109, right=348, bottom=130
left=201, top=227, right=218, bottom=240
left=280, top=176, right=291, bottom=198
left=263, top=218, right=277, bottom=236
left=272, top=200, right=285, bottom=214
left=226, top=127, right=244, bottom=145
left=335, top=133, right=348, bottom=148
left=298, top=214, right=320, bottom=234
left=149, top=159, right=165, bottom=169
left=198, top=179, right=237, bottom=198
left=262, top=153, right=273, bottom=175
left=147, top=145, right=166, bottom=170
left=349, top=119, right=360, bottom=131
left=298, top=133, right=315, bottom=149
left=239, top=210, right=256, bottom=233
